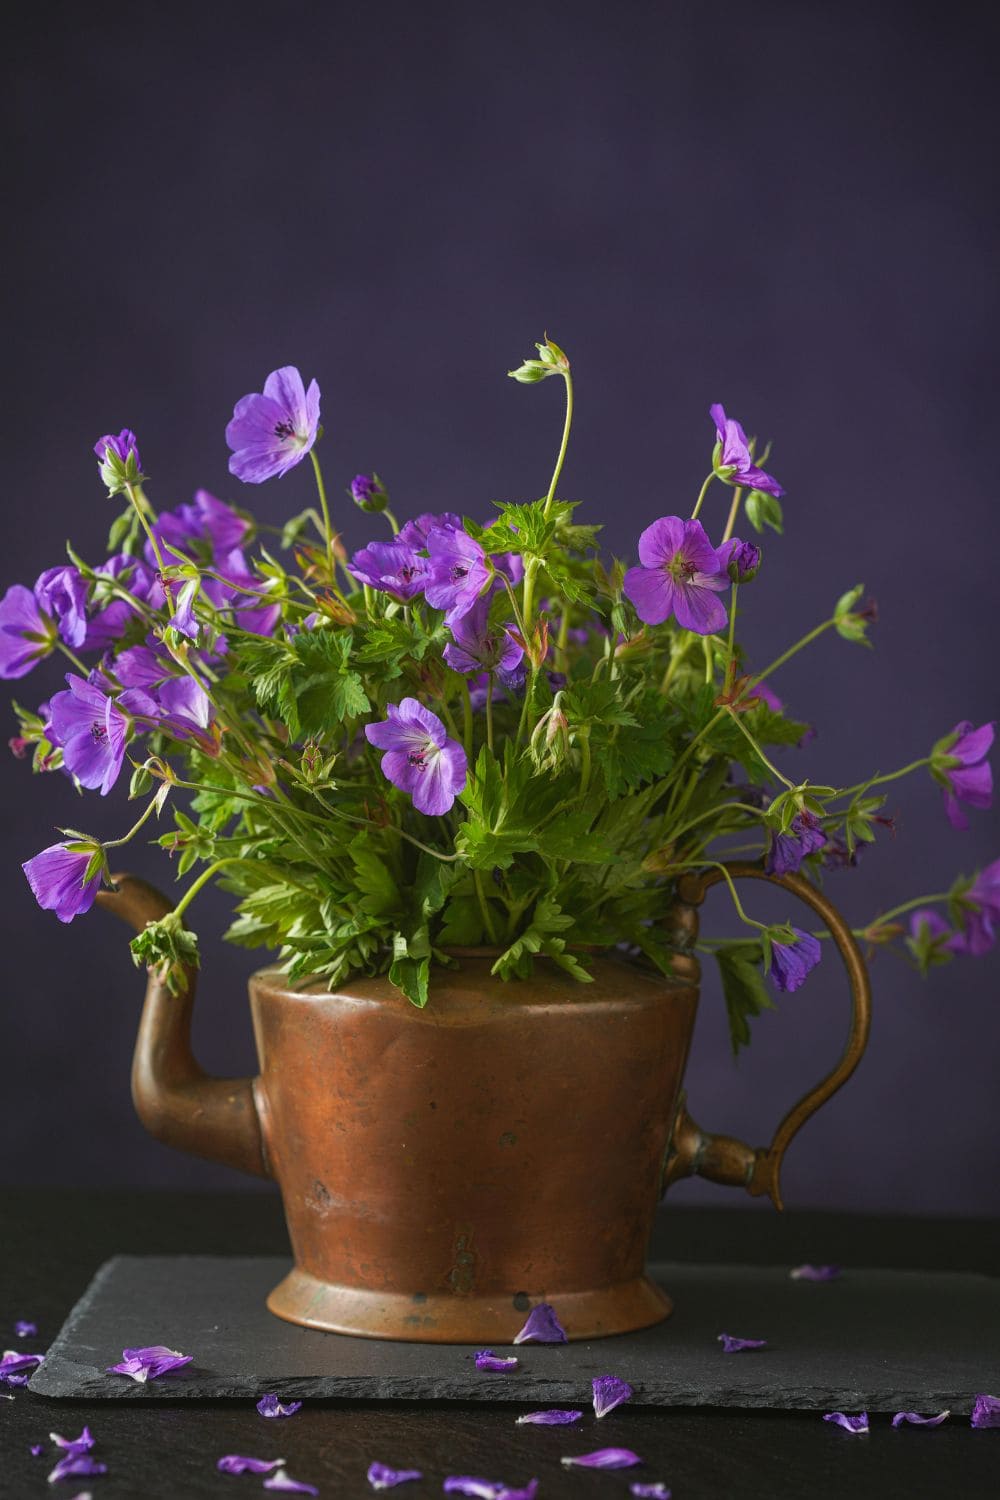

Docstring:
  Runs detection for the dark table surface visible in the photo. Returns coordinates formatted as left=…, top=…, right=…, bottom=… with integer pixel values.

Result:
left=2, top=1190, right=998, bottom=1499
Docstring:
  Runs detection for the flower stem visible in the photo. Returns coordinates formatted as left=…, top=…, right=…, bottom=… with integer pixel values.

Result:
left=485, top=675, right=495, bottom=752
left=721, top=485, right=744, bottom=543
left=867, top=892, right=952, bottom=926
left=725, top=582, right=739, bottom=691
left=125, top=483, right=174, bottom=620
left=56, top=641, right=90, bottom=676
left=748, top=617, right=835, bottom=691
left=102, top=794, right=165, bottom=850
left=460, top=677, right=474, bottom=760
left=689, top=471, right=715, bottom=521
left=831, top=758, right=932, bottom=801
left=309, top=448, right=337, bottom=584
left=473, top=868, right=500, bottom=944
left=542, top=370, right=574, bottom=521
left=171, top=857, right=244, bottom=921
left=725, top=707, right=796, bottom=789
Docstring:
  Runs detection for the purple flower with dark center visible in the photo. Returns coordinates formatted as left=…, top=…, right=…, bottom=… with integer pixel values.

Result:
left=593, top=1375, right=634, bottom=1417
left=765, top=811, right=827, bottom=876
left=15, top=1320, right=37, bottom=1338
left=560, top=1448, right=643, bottom=1470
left=623, top=517, right=729, bottom=634
left=932, top=720, right=994, bottom=830
left=721, top=537, right=762, bottom=583
left=397, top=511, right=462, bottom=547
left=475, top=1349, right=519, bottom=1372
left=718, top=1333, right=767, bottom=1353
left=121, top=677, right=213, bottom=749
left=515, top=1410, right=582, bottom=1425
left=710, top=404, right=784, bottom=496
left=105, top=1344, right=192, bottom=1382
left=951, top=858, right=1000, bottom=956
left=263, top=1471, right=320, bottom=1496
left=351, top=541, right=428, bottom=602
left=768, top=928, right=822, bottom=993
left=48, top=1452, right=108, bottom=1484
left=365, top=698, right=467, bottom=815
left=789, top=1265, right=841, bottom=1282
left=822, top=1412, right=869, bottom=1434
left=367, top=1461, right=424, bottom=1488
left=48, top=675, right=131, bottom=795
left=0, top=583, right=57, bottom=679
left=226, top=366, right=321, bottom=484
left=94, top=428, right=141, bottom=489
left=0, top=1348, right=44, bottom=1384
left=630, top=1486, right=672, bottom=1499
left=50, top=1427, right=94, bottom=1454
left=891, top=1410, right=950, bottom=1428
left=218, top=1455, right=286, bottom=1474
left=256, top=1393, right=303, bottom=1418
left=35, top=567, right=89, bottom=650
left=971, top=1393, right=1000, bottom=1428
left=23, top=842, right=103, bottom=924
left=425, top=527, right=492, bottom=620
left=445, top=596, right=525, bottom=687
left=512, top=1302, right=568, bottom=1345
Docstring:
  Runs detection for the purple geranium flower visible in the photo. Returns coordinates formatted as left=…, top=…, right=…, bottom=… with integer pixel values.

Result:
left=512, top=1302, right=567, bottom=1345
left=710, top=404, right=784, bottom=496
left=365, top=698, right=467, bottom=815
left=891, top=1410, right=950, bottom=1427
left=593, top=1375, right=634, bottom=1417
left=23, top=842, right=102, bottom=924
left=351, top=540, right=428, bottom=602
left=397, top=511, right=462, bottom=547
left=48, top=675, right=131, bottom=795
left=105, top=1344, right=192, bottom=1383
left=561, top=1448, right=643, bottom=1470
left=0, top=583, right=57, bottom=679
left=515, top=1410, right=582, bottom=1425
left=971, top=1393, right=1000, bottom=1428
left=789, top=1264, right=841, bottom=1282
left=768, top=928, right=822, bottom=993
left=475, top=1349, right=519, bottom=1372
left=765, top=811, right=827, bottom=876
left=0, top=1348, right=44, bottom=1384
left=933, top=720, right=994, bottom=830
left=15, top=1320, right=37, bottom=1338
left=217, top=1455, right=285, bottom=1474
left=718, top=1333, right=767, bottom=1353
left=951, top=858, right=1000, bottom=956
left=263, top=1471, right=320, bottom=1496
left=94, top=428, right=141, bottom=488
left=425, top=527, right=492, bottom=620
left=444, top=595, right=524, bottom=687
left=630, top=1486, right=672, bottom=1499
left=367, top=1461, right=424, bottom=1488
left=256, top=1393, right=303, bottom=1418
left=35, top=567, right=89, bottom=650
left=226, top=366, right=321, bottom=484
left=823, top=1412, right=869, bottom=1434
left=623, top=517, right=729, bottom=634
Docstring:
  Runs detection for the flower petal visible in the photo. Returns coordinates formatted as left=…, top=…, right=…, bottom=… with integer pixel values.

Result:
left=560, top=1449, right=643, bottom=1469
left=515, top=1410, right=582, bottom=1426
left=512, top=1302, right=567, bottom=1345
left=971, top=1393, right=1000, bottom=1428
left=47, top=1452, right=108, bottom=1483
left=823, top=1412, right=869, bottom=1434
left=630, top=1486, right=672, bottom=1499
left=256, top=1393, right=303, bottom=1418
left=789, top=1264, right=841, bottom=1282
left=217, top=1455, right=286, bottom=1474
left=105, top=1344, right=192, bottom=1382
left=718, top=1333, right=767, bottom=1353
left=367, top=1462, right=424, bottom=1489
left=263, top=1470, right=320, bottom=1495
left=475, top=1349, right=518, bottom=1372
left=592, top=1375, right=634, bottom=1418
left=891, top=1411, right=950, bottom=1428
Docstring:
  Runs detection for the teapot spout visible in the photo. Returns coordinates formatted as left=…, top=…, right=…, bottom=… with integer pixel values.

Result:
left=97, top=874, right=269, bottom=1179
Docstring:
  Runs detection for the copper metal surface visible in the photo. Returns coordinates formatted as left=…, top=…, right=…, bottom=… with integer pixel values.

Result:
left=101, top=859, right=871, bottom=1341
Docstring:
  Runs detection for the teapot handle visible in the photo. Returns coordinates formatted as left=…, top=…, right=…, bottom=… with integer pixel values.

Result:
left=661, top=860, right=871, bottom=1210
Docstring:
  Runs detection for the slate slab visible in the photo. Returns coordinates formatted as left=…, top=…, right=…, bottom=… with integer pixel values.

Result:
left=29, top=1255, right=998, bottom=1411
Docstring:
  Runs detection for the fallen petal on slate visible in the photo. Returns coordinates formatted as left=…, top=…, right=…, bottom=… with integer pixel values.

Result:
left=367, top=1462, right=424, bottom=1488
left=217, top=1454, right=286, bottom=1474
left=561, top=1448, right=643, bottom=1469
left=717, top=1333, right=767, bottom=1353
left=515, top=1410, right=582, bottom=1426
left=257, top=1393, right=303, bottom=1418
left=263, top=1470, right=320, bottom=1495
left=790, top=1265, right=841, bottom=1282
left=593, top=1375, right=634, bottom=1418
left=475, top=1349, right=518, bottom=1372
left=106, top=1345, right=192, bottom=1382
left=891, top=1411, right=950, bottom=1428
left=971, top=1394, right=1000, bottom=1429
left=512, top=1303, right=568, bottom=1344
left=630, top=1485, right=672, bottom=1499
left=50, top=1427, right=95, bottom=1455
left=48, top=1453, right=109, bottom=1483
left=823, top=1412, right=869, bottom=1434
left=15, top=1321, right=38, bottom=1338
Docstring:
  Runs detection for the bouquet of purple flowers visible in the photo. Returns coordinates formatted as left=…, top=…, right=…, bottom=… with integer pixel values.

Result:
left=4, top=338, right=996, bottom=1040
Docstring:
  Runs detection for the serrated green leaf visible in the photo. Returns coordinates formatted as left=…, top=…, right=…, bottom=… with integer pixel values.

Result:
left=715, top=940, right=775, bottom=1054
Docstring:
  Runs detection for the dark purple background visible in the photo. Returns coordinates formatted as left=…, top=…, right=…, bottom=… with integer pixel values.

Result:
left=4, top=1, right=998, bottom=1214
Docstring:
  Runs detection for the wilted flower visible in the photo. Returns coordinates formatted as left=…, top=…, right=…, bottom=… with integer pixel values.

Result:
left=931, top=720, right=994, bottom=830
left=767, top=928, right=822, bottom=992
left=765, top=811, right=827, bottom=876
left=710, top=405, right=784, bottom=496
left=951, top=858, right=1000, bottom=956
left=906, top=909, right=962, bottom=971
left=226, top=366, right=321, bottom=484
left=22, top=842, right=104, bottom=924
left=623, top=517, right=729, bottom=634
left=365, top=698, right=467, bottom=815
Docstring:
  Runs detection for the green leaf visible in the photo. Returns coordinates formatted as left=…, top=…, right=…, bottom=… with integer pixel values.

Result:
left=348, top=834, right=399, bottom=917
left=744, top=490, right=784, bottom=535
left=437, top=894, right=484, bottom=947
left=389, top=950, right=431, bottom=1007
left=715, top=940, right=775, bottom=1054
